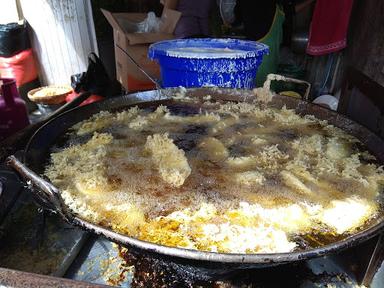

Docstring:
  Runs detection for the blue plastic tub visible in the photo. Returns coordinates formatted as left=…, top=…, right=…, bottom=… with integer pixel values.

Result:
left=148, top=38, right=269, bottom=89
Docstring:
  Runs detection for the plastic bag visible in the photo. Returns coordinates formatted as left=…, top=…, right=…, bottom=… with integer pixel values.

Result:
left=71, top=52, right=121, bottom=97
left=0, top=21, right=30, bottom=57
left=119, top=12, right=161, bottom=33
left=0, top=49, right=38, bottom=86
left=142, top=12, right=161, bottom=33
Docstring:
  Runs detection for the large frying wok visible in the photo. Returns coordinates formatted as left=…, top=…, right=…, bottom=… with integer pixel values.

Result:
left=6, top=88, right=384, bottom=279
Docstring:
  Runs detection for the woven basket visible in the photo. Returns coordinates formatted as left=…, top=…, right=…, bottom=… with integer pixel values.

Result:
left=28, top=85, right=73, bottom=104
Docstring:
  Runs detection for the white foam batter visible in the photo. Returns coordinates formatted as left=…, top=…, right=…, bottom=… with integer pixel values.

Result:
left=166, top=47, right=252, bottom=59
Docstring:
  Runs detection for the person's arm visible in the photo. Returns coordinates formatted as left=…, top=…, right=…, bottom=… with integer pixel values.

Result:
left=295, top=0, right=315, bottom=13
left=161, top=0, right=179, bottom=10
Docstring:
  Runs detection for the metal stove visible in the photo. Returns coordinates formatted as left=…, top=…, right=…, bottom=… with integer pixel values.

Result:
left=1, top=164, right=384, bottom=287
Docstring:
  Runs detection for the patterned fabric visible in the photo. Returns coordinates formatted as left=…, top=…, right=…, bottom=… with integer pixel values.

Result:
left=306, top=0, right=354, bottom=56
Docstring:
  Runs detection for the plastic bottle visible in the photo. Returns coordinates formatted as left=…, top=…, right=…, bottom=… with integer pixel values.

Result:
left=0, top=78, right=30, bottom=140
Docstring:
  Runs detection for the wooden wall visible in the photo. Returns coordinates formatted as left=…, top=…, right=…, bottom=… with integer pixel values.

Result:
left=346, top=0, right=384, bottom=87
left=337, top=0, right=384, bottom=134
left=0, top=0, right=20, bottom=24
left=19, top=0, right=98, bottom=85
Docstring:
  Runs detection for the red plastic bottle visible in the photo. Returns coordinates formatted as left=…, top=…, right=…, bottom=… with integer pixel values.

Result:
left=0, top=78, right=30, bottom=141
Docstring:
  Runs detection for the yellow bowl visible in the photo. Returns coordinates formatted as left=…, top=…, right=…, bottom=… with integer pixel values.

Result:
left=279, top=91, right=302, bottom=99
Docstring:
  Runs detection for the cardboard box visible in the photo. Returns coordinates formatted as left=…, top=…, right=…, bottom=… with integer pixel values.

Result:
left=101, top=8, right=181, bottom=91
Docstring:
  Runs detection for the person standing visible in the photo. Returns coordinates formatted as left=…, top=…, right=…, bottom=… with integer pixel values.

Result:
left=162, top=0, right=215, bottom=38
left=232, top=0, right=285, bottom=86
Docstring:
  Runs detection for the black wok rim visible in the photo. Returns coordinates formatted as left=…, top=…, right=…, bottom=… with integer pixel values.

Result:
left=23, top=88, right=384, bottom=265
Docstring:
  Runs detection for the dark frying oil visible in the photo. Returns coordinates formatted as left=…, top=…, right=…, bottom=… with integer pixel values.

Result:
left=46, top=102, right=384, bottom=252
